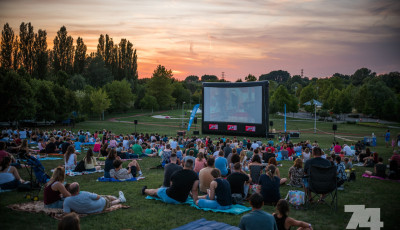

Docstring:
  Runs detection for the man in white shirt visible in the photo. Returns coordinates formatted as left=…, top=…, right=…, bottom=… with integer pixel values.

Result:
left=343, top=144, right=354, bottom=156
left=170, top=138, right=178, bottom=150
left=251, top=141, right=259, bottom=150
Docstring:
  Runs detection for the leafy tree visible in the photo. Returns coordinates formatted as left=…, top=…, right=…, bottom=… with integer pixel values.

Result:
left=0, top=71, right=35, bottom=122
left=354, top=80, right=397, bottom=118
left=236, top=78, right=243, bottom=82
left=259, top=70, right=290, bottom=84
left=185, top=75, right=199, bottom=82
left=192, top=90, right=202, bottom=104
left=379, top=72, right=400, bottom=94
left=172, top=82, right=191, bottom=105
left=84, top=56, right=113, bottom=87
left=97, top=34, right=105, bottom=58
left=30, top=79, right=58, bottom=121
left=74, top=37, right=86, bottom=74
left=1, top=23, right=14, bottom=69
left=351, top=68, right=375, bottom=86
left=270, top=85, right=298, bottom=113
left=55, top=70, right=70, bottom=87
left=337, top=89, right=352, bottom=114
left=19, top=22, right=35, bottom=74
left=90, top=88, right=111, bottom=120
left=67, top=74, right=86, bottom=91
left=53, top=26, right=74, bottom=73
left=33, top=29, right=48, bottom=79
left=146, top=65, right=175, bottom=109
left=299, top=84, right=317, bottom=105
left=103, top=79, right=134, bottom=112
left=12, top=35, right=20, bottom=70
left=140, top=94, right=159, bottom=110
left=245, top=74, right=257, bottom=82
left=201, top=74, right=218, bottom=82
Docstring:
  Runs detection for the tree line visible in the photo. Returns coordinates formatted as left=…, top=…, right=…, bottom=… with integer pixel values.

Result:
left=1, top=22, right=399, bottom=123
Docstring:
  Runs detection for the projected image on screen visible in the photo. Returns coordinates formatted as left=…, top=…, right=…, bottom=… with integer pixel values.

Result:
left=204, top=86, right=262, bottom=124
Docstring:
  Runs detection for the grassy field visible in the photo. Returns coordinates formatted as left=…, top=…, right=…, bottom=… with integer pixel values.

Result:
left=1, top=109, right=400, bottom=230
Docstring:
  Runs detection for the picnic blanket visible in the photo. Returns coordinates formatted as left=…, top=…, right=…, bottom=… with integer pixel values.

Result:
left=97, top=176, right=145, bottom=182
left=51, top=169, right=104, bottom=177
left=173, top=218, right=239, bottom=230
left=7, top=201, right=129, bottom=220
left=146, top=196, right=251, bottom=215
left=0, top=189, right=14, bottom=193
left=276, top=151, right=302, bottom=161
left=38, top=157, right=63, bottom=161
left=362, top=173, right=400, bottom=182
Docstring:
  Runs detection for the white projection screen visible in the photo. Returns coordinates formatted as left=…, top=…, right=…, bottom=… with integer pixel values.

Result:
left=203, top=86, right=263, bottom=124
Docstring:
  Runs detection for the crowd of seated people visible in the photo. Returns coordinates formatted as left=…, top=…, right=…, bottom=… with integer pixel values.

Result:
left=2, top=127, right=400, bottom=229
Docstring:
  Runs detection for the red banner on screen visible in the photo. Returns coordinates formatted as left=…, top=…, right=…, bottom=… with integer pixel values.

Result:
left=245, top=126, right=256, bottom=132
left=209, top=124, right=218, bottom=130
left=227, top=125, right=237, bottom=131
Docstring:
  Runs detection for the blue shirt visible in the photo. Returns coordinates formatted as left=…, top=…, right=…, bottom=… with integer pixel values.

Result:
left=239, top=210, right=278, bottom=230
left=63, top=191, right=106, bottom=214
left=215, top=157, right=228, bottom=176
left=385, top=132, right=390, bottom=141
left=74, top=142, right=82, bottom=150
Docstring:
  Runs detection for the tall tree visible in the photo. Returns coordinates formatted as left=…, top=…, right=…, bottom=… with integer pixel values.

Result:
left=12, top=36, right=20, bottom=70
left=146, top=65, right=175, bottom=109
left=19, top=22, right=35, bottom=74
left=53, top=26, right=74, bottom=73
left=84, top=56, right=113, bottom=87
left=33, top=29, right=48, bottom=79
left=1, top=23, right=14, bottom=70
left=30, top=79, right=58, bottom=121
left=74, top=37, right=86, bottom=74
left=270, top=85, right=298, bottom=113
left=351, top=68, right=375, bottom=86
left=97, top=34, right=105, bottom=58
left=299, top=84, right=317, bottom=105
left=185, top=75, right=199, bottom=82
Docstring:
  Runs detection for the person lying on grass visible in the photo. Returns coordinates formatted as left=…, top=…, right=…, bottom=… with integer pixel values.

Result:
left=196, top=168, right=232, bottom=210
left=110, top=159, right=142, bottom=180
left=63, top=182, right=126, bottom=214
left=273, top=199, right=313, bottom=230
left=142, top=159, right=199, bottom=204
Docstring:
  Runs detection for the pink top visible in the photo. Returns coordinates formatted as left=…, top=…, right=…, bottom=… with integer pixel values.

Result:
left=109, top=140, right=117, bottom=148
left=93, top=143, right=101, bottom=152
left=194, top=158, right=207, bottom=173
left=334, top=145, right=341, bottom=153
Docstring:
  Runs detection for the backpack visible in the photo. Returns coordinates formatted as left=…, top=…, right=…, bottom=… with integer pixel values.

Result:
left=74, top=160, right=86, bottom=172
left=348, top=171, right=356, bottom=182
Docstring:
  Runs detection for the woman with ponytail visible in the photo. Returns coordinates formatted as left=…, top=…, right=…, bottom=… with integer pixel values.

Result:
left=257, top=164, right=281, bottom=205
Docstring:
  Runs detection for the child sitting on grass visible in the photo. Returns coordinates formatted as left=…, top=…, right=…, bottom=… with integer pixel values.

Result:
left=110, top=159, right=142, bottom=180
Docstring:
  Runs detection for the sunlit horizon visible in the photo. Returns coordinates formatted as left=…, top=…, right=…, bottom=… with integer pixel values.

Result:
left=1, top=0, right=399, bottom=81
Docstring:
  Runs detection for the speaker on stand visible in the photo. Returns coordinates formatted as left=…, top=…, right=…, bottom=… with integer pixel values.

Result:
left=134, top=120, right=138, bottom=134
left=332, top=124, right=337, bottom=141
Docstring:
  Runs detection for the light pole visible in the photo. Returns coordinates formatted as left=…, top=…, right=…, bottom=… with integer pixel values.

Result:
left=181, top=101, right=186, bottom=128
left=314, top=86, right=319, bottom=134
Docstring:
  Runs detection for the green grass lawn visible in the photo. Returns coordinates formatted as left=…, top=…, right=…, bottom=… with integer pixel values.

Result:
left=1, top=110, right=399, bottom=229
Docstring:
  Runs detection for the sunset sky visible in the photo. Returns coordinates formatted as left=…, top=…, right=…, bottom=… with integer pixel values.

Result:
left=1, top=0, right=399, bottom=81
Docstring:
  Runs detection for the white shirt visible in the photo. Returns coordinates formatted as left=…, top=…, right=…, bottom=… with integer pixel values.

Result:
left=170, top=140, right=178, bottom=149
left=343, top=145, right=353, bottom=156
left=251, top=143, right=259, bottom=150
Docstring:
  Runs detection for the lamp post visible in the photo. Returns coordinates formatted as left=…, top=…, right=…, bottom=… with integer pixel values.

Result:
left=314, top=86, right=319, bottom=134
left=181, top=101, right=186, bottom=128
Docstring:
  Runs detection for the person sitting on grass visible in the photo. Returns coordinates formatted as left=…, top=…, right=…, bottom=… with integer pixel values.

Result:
left=227, top=162, right=251, bottom=203
left=249, top=154, right=264, bottom=186
left=364, top=157, right=387, bottom=178
left=63, top=182, right=126, bottom=214
left=93, top=138, right=101, bottom=155
left=273, top=199, right=313, bottom=230
left=104, top=149, right=120, bottom=178
left=83, top=148, right=100, bottom=172
left=100, top=143, right=109, bottom=157
left=344, top=157, right=353, bottom=170
left=239, top=192, right=278, bottom=230
left=44, top=166, right=70, bottom=208
left=142, top=159, right=199, bottom=204
left=268, top=157, right=287, bottom=185
left=182, top=150, right=196, bottom=170
left=110, top=159, right=142, bottom=180
left=58, top=212, right=80, bottom=230
left=0, top=156, right=24, bottom=190
left=144, top=145, right=157, bottom=157
left=196, top=168, right=232, bottom=210
left=257, top=164, right=281, bottom=206
left=199, top=157, right=216, bottom=194
left=335, top=156, right=347, bottom=190
left=215, top=150, right=229, bottom=176
left=64, top=146, right=77, bottom=171
left=194, top=152, right=207, bottom=173
left=288, top=158, right=304, bottom=188
left=163, top=153, right=182, bottom=187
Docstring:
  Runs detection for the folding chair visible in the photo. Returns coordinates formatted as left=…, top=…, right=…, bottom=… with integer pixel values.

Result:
left=305, top=165, right=337, bottom=211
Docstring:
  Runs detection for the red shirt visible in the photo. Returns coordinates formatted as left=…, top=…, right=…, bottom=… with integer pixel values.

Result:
left=391, top=154, right=400, bottom=166
left=0, top=150, right=9, bottom=164
left=266, top=147, right=275, bottom=153
left=334, top=145, right=341, bottom=153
